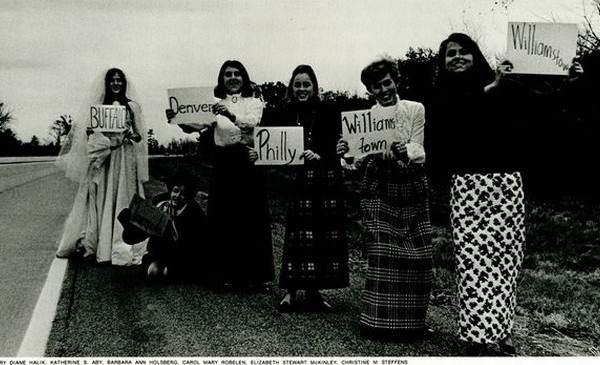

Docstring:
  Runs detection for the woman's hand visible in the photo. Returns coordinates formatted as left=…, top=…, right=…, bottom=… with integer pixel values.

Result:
left=213, top=103, right=236, bottom=122
left=248, top=147, right=258, bottom=163
left=167, top=108, right=198, bottom=134
left=168, top=108, right=214, bottom=133
left=301, top=149, right=321, bottom=161
left=382, top=150, right=395, bottom=160
left=485, top=60, right=514, bottom=92
left=569, top=60, right=584, bottom=81
left=165, top=109, right=176, bottom=123
left=336, top=139, right=349, bottom=156
left=179, top=124, right=199, bottom=134
left=384, top=141, right=407, bottom=161
left=123, top=129, right=141, bottom=143
left=392, top=141, right=407, bottom=156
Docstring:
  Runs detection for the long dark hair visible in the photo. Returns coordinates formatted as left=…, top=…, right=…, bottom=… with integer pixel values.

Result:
left=285, top=64, right=320, bottom=105
left=214, top=60, right=254, bottom=99
left=102, top=68, right=131, bottom=105
left=436, top=33, right=494, bottom=92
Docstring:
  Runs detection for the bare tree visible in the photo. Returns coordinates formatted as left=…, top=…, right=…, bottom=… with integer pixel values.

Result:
left=147, top=128, right=160, bottom=154
left=0, top=102, right=13, bottom=132
left=579, top=0, right=600, bottom=55
left=49, top=114, right=73, bottom=146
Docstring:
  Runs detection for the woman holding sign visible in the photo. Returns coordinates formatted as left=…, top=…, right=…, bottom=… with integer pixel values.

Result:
left=262, top=65, right=348, bottom=312
left=167, top=60, right=274, bottom=289
left=337, top=59, right=433, bottom=340
left=56, top=68, right=149, bottom=265
left=429, top=33, right=528, bottom=355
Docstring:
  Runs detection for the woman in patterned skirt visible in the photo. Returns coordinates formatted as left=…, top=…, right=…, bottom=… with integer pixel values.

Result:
left=431, top=33, right=528, bottom=355
left=263, top=65, right=349, bottom=311
left=338, top=59, right=433, bottom=340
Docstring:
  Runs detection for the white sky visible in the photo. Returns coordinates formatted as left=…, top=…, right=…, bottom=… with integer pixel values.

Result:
left=0, top=0, right=592, bottom=144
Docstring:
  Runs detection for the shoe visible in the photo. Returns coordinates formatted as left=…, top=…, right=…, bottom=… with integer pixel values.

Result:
left=81, top=252, right=96, bottom=262
left=412, top=326, right=436, bottom=339
left=499, top=335, right=517, bottom=356
left=308, top=299, right=333, bottom=312
left=499, top=342, right=517, bottom=356
left=305, top=290, right=332, bottom=312
left=278, top=293, right=295, bottom=313
left=360, top=326, right=387, bottom=341
left=462, top=342, right=487, bottom=356
left=250, top=282, right=271, bottom=293
left=211, top=282, right=232, bottom=292
left=360, top=325, right=431, bottom=342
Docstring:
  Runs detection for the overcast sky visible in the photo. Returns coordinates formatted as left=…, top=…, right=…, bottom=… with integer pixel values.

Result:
left=0, top=0, right=592, bottom=144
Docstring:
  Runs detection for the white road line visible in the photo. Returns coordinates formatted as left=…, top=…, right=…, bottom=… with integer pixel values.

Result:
left=17, top=258, right=68, bottom=357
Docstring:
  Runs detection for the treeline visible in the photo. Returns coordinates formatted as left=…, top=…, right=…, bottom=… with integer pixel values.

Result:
left=214, top=48, right=600, bottom=200
left=167, top=47, right=600, bottom=200
left=2, top=47, right=600, bottom=199
left=0, top=138, right=61, bottom=156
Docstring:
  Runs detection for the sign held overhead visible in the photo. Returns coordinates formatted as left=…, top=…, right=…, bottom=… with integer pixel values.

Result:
left=507, top=22, right=579, bottom=75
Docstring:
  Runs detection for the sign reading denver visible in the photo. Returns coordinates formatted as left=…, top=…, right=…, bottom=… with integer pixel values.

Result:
left=167, top=86, right=216, bottom=126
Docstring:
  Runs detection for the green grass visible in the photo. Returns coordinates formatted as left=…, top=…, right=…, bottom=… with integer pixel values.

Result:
left=45, top=157, right=600, bottom=357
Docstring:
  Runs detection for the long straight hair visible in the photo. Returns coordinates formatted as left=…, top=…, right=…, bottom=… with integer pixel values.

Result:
left=102, top=68, right=133, bottom=117
left=214, top=60, right=254, bottom=99
left=436, top=33, right=495, bottom=91
left=285, top=64, right=320, bottom=104
left=102, top=68, right=131, bottom=105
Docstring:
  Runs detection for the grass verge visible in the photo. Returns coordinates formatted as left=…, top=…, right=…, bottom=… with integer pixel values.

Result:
left=45, top=157, right=600, bottom=356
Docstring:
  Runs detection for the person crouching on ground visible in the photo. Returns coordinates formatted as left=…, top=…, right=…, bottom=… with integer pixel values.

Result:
left=118, top=173, right=206, bottom=282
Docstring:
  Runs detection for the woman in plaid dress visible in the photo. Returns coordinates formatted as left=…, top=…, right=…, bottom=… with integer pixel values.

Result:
left=263, top=65, right=349, bottom=311
left=338, top=59, right=433, bottom=340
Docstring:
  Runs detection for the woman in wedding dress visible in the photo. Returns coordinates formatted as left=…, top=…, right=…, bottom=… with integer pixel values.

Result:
left=56, top=68, right=149, bottom=265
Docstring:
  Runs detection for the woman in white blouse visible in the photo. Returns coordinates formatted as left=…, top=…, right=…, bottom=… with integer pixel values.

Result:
left=167, top=60, right=274, bottom=289
left=337, top=58, right=433, bottom=340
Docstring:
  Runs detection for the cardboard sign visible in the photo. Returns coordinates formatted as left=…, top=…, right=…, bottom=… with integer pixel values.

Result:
left=167, top=87, right=216, bottom=126
left=89, top=105, right=126, bottom=132
left=254, top=126, right=304, bottom=165
left=128, top=194, right=171, bottom=237
left=507, top=22, right=579, bottom=75
left=341, top=108, right=396, bottom=158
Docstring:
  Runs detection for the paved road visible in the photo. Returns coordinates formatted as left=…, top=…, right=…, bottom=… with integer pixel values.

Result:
left=0, top=161, right=78, bottom=356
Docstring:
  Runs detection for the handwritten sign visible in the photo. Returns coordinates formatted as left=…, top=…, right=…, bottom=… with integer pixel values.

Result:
left=128, top=194, right=171, bottom=237
left=341, top=108, right=396, bottom=158
left=167, top=87, right=216, bottom=126
left=507, top=22, right=579, bottom=75
left=89, top=105, right=126, bottom=132
left=254, top=126, right=304, bottom=165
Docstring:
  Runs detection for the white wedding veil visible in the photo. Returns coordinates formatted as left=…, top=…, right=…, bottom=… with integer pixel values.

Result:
left=56, top=68, right=149, bottom=183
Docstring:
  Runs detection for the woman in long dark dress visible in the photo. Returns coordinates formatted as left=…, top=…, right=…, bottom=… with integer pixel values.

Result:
left=338, top=59, right=433, bottom=339
left=167, top=60, right=274, bottom=288
left=264, top=65, right=348, bottom=311
left=429, top=33, right=528, bottom=355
